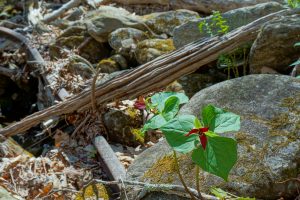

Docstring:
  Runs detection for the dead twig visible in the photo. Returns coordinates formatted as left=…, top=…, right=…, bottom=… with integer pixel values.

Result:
left=92, top=178, right=219, bottom=200
left=42, top=0, right=83, bottom=23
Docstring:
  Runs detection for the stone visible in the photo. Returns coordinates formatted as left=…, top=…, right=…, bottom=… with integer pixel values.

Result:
left=126, top=74, right=300, bottom=199
left=103, top=108, right=143, bottom=146
left=144, top=9, right=199, bottom=36
left=102, top=0, right=284, bottom=14
left=173, top=2, right=285, bottom=48
left=108, top=28, right=148, bottom=57
left=176, top=72, right=226, bottom=98
left=135, top=38, right=175, bottom=64
left=249, top=15, right=300, bottom=74
left=49, top=26, right=110, bottom=63
left=97, top=54, right=128, bottom=73
left=84, top=6, right=145, bottom=43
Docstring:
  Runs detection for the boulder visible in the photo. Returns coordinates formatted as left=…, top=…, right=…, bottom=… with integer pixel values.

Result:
left=49, top=26, right=110, bottom=63
left=97, top=54, right=128, bottom=73
left=126, top=74, right=300, bottom=199
left=103, top=108, right=143, bottom=146
left=84, top=6, right=145, bottom=43
left=176, top=72, right=226, bottom=98
left=135, top=38, right=175, bottom=64
left=144, top=9, right=199, bottom=36
left=108, top=28, right=148, bottom=57
left=249, top=15, right=300, bottom=74
left=173, top=2, right=285, bottom=48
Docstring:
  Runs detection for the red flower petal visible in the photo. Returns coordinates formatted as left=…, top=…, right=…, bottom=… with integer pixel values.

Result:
left=200, top=134, right=208, bottom=150
left=134, top=101, right=146, bottom=110
left=199, top=127, right=209, bottom=133
left=185, top=128, right=199, bottom=137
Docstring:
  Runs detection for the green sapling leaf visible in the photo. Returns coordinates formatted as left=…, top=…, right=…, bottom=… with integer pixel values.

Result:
left=151, top=92, right=188, bottom=112
left=142, top=114, right=167, bottom=133
left=202, top=105, right=240, bottom=133
left=160, top=115, right=198, bottom=153
left=162, top=96, right=180, bottom=121
left=192, top=131, right=237, bottom=181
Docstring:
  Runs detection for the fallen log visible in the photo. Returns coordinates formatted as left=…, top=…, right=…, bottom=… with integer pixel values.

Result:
left=0, top=9, right=297, bottom=139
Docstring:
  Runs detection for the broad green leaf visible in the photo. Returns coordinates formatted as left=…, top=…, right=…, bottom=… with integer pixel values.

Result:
left=202, top=105, right=240, bottom=133
left=192, top=132, right=237, bottom=181
left=202, top=104, right=224, bottom=127
left=214, top=112, right=240, bottom=133
left=161, top=115, right=198, bottom=153
left=142, top=114, right=167, bottom=133
left=294, top=42, right=300, bottom=47
left=162, top=96, right=180, bottom=121
left=151, top=92, right=189, bottom=112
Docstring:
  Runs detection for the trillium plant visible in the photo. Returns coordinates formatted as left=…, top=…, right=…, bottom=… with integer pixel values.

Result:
left=140, top=91, right=240, bottom=199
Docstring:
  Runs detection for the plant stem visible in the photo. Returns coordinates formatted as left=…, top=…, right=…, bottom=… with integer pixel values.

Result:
left=196, top=165, right=205, bottom=200
left=173, top=151, right=197, bottom=200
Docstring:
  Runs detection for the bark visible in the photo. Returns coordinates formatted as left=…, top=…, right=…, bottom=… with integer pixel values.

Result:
left=0, top=9, right=297, bottom=138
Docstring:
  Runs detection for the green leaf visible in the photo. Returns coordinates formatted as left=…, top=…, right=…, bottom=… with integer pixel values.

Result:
left=142, top=114, right=167, bottom=132
left=192, top=132, right=237, bottom=181
left=162, top=96, right=180, bottom=121
left=160, top=115, right=198, bottom=153
left=290, top=60, right=300, bottom=66
left=202, top=105, right=240, bottom=133
left=294, top=42, right=300, bottom=47
left=194, top=117, right=202, bottom=128
left=151, top=92, right=188, bottom=112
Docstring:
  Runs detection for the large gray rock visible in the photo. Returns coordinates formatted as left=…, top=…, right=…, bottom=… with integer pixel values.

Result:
left=126, top=74, right=300, bottom=199
left=249, top=15, right=300, bottom=74
left=84, top=6, right=145, bottom=43
left=173, top=2, right=285, bottom=48
left=144, top=9, right=199, bottom=36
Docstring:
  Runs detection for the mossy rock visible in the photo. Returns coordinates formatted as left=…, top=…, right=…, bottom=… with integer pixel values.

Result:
left=135, top=38, right=175, bottom=64
left=103, top=107, right=143, bottom=146
left=249, top=15, right=300, bottom=74
left=108, top=28, right=148, bottom=57
left=173, top=2, right=285, bottom=48
left=144, top=9, right=199, bottom=36
left=126, top=74, right=300, bottom=199
left=75, top=183, right=109, bottom=200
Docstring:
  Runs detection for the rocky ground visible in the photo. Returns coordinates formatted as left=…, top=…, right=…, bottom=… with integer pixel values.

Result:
left=0, top=0, right=299, bottom=199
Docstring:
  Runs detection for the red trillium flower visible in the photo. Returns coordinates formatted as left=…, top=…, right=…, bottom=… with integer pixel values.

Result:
left=134, top=97, right=146, bottom=110
left=185, top=127, right=209, bottom=150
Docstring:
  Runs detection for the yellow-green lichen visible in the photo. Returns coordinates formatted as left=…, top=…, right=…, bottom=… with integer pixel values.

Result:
left=75, top=183, right=109, bottom=200
left=143, top=155, right=177, bottom=184
left=131, top=128, right=145, bottom=144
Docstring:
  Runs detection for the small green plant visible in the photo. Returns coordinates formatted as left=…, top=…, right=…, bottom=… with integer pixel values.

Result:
left=198, top=11, right=251, bottom=79
left=287, top=0, right=300, bottom=8
left=198, top=11, right=229, bottom=37
left=139, top=92, right=241, bottom=199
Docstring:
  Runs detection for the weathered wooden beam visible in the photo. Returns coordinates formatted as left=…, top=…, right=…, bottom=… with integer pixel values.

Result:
left=0, top=9, right=297, bottom=139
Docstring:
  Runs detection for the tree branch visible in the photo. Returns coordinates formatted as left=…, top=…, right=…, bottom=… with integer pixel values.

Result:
left=0, top=9, right=298, bottom=138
